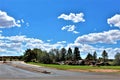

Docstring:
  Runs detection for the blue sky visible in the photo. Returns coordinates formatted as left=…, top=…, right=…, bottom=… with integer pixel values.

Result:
left=0, top=0, right=120, bottom=59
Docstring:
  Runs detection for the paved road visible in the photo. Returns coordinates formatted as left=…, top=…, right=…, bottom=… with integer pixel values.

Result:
left=0, top=62, right=120, bottom=80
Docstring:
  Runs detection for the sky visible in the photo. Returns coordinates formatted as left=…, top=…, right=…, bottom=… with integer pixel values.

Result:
left=0, top=0, right=120, bottom=59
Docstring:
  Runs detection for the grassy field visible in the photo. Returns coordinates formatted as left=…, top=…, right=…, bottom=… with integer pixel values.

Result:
left=28, top=62, right=120, bottom=72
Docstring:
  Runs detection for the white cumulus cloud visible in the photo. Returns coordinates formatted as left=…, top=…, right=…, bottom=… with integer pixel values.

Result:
left=58, top=13, right=85, bottom=23
left=61, top=25, right=79, bottom=34
left=0, top=10, right=21, bottom=28
left=75, top=29, right=120, bottom=44
left=107, top=14, right=120, bottom=28
left=0, top=34, right=66, bottom=56
left=0, top=33, right=119, bottom=59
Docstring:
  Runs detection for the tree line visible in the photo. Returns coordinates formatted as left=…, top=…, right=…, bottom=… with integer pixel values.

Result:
left=22, top=47, right=120, bottom=66
left=22, top=47, right=81, bottom=63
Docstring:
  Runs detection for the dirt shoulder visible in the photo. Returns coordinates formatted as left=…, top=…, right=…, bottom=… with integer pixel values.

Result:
left=68, top=69, right=120, bottom=72
left=6, top=61, right=51, bottom=74
left=11, top=62, right=120, bottom=73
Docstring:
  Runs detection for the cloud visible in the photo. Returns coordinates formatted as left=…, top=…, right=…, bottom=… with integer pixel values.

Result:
left=0, top=34, right=65, bottom=56
left=21, top=19, right=24, bottom=23
left=66, top=43, right=96, bottom=53
left=107, top=14, right=120, bottom=28
left=47, top=40, right=51, bottom=42
left=26, top=23, right=29, bottom=26
left=18, top=19, right=29, bottom=27
left=0, top=10, right=21, bottom=28
left=57, top=41, right=66, bottom=44
left=62, top=25, right=75, bottom=31
left=0, top=33, right=119, bottom=59
left=66, top=42, right=120, bottom=59
left=0, top=30, right=2, bottom=33
left=73, top=31, right=79, bottom=34
left=61, top=25, right=79, bottom=34
left=58, top=13, right=85, bottom=23
left=75, top=30, right=120, bottom=44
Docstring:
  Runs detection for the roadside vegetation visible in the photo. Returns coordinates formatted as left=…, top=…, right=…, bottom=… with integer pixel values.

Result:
left=21, top=47, right=120, bottom=67
left=28, top=62, right=120, bottom=71
left=2, top=47, right=119, bottom=72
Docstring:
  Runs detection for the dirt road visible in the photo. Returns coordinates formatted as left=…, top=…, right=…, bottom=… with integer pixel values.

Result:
left=0, top=61, right=120, bottom=80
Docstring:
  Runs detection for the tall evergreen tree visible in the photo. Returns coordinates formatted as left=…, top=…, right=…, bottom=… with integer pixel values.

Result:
left=85, top=53, right=93, bottom=60
left=102, top=50, right=108, bottom=63
left=73, top=47, right=81, bottom=61
left=54, top=49, right=60, bottom=62
left=93, top=51, right=97, bottom=61
left=60, top=48, right=66, bottom=61
left=66, top=47, right=72, bottom=60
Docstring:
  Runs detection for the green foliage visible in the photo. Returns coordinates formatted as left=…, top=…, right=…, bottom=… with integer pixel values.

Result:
left=60, top=48, right=66, bottom=61
left=49, top=49, right=56, bottom=63
left=37, top=51, right=52, bottom=64
left=93, top=51, right=97, bottom=61
left=85, top=53, right=93, bottom=60
left=102, top=50, right=108, bottom=62
left=113, top=52, right=120, bottom=66
left=23, top=49, right=37, bottom=62
left=66, top=47, right=72, bottom=60
left=73, top=47, right=81, bottom=61
left=23, top=48, right=52, bottom=63
left=55, top=49, right=60, bottom=62
left=28, top=62, right=120, bottom=70
left=23, top=47, right=82, bottom=64
left=49, top=49, right=60, bottom=62
left=22, top=47, right=113, bottom=66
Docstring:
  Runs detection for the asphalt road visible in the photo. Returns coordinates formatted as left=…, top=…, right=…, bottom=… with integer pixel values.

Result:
left=0, top=61, right=120, bottom=80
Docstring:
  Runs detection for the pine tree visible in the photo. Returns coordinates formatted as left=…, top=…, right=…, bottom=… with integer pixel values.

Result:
left=102, top=50, right=108, bottom=63
left=73, top=47, right=81, bottom=61
left=60, top=48, right=66, bottom=61
left=93, top=51, right=97, bottom=61
left=66, top=47, right=72, bottom=61
left=85, top=53, right=93, bottom=60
